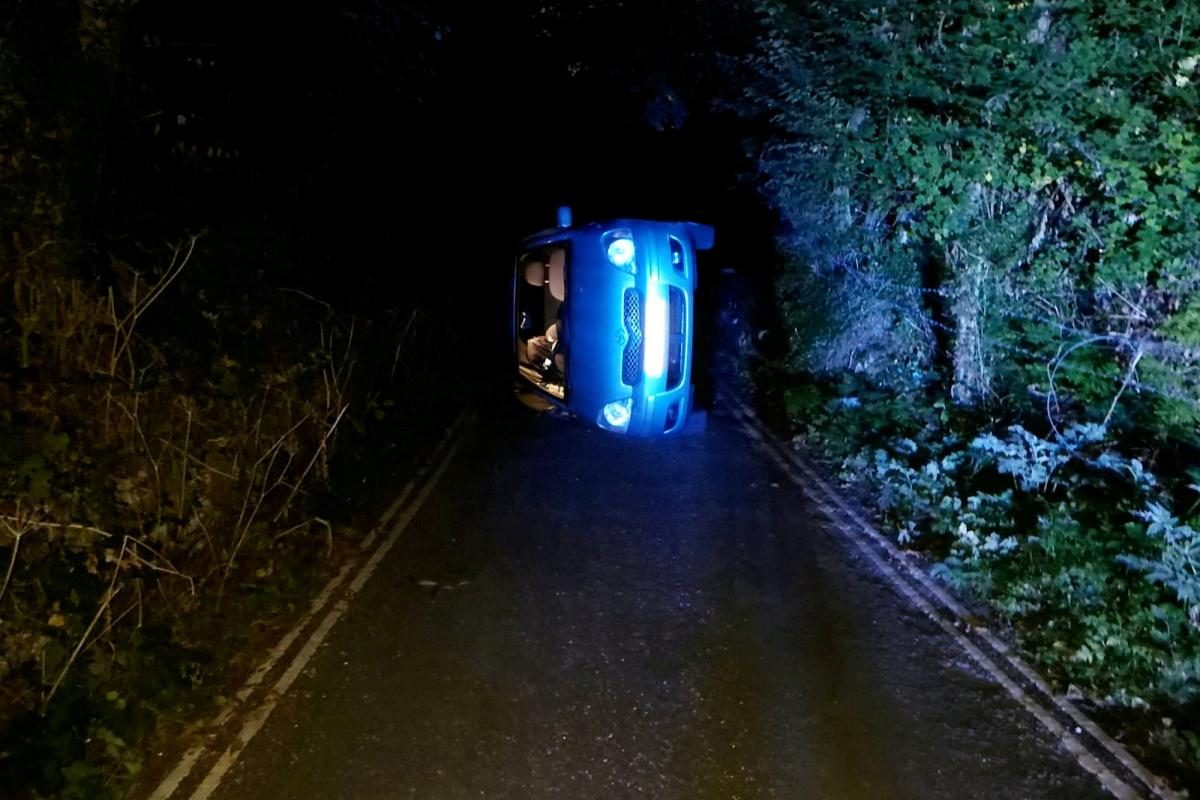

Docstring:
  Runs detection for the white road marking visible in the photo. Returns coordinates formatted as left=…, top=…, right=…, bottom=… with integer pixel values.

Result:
left=721, top=390, right=1177, bottom=800
left=146, top=560, right=356, bottom=800
left=359, top=411, right=468, bottom=552
left=187, top=411, right=474, bottom=800
left=145, top=411, right=472, bottom=800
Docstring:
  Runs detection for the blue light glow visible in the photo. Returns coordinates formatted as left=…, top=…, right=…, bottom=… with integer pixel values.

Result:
left=602, top=398, right=632, bottom=429
left=606, top=238, right=635, bottom=268
left=644, top=283, right=667, bottom=379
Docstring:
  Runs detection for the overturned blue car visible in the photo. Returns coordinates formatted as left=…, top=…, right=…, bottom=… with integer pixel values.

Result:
left=513, top=208, right=713, bottom=437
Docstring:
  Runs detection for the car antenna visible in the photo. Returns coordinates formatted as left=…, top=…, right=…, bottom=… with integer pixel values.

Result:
left=556, top=206, right=573, bottom=228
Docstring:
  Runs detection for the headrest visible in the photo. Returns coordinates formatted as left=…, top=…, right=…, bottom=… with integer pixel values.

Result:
left=547, top=248, right=566, bottom=302
left=523, top=260, right=545, bottom=287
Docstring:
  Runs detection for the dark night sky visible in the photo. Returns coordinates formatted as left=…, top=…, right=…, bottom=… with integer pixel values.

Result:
left=7, top=0, right=776, bottom=374
left=110, top=0, right=770, bottom=259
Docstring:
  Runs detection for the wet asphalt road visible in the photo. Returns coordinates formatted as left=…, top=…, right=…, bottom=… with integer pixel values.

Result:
left=208, top=399, right=1107, bottom=799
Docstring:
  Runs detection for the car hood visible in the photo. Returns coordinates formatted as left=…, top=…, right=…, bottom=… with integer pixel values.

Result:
left=562, top=248, right=633, bottom=422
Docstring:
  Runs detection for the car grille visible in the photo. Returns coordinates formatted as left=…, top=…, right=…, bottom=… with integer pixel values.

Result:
left=667, top=286, right=685, bottom=389
left=622, top=289, right=642, bottom=385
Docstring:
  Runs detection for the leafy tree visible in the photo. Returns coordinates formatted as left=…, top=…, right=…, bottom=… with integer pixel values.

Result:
left=738, top=0, right=1200, bottom=436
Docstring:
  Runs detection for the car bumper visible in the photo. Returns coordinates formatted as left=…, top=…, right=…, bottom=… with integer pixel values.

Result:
left=618, top=382, right=692, bottom=437
left=595, top=231, right=695, bottom=437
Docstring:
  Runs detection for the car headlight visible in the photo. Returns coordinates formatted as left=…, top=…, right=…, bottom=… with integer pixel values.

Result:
left=602, top=229, right=636, bottom=272
left=607, top=238, right=635, bottom=267
left=601, top=398, right=632, bottom=431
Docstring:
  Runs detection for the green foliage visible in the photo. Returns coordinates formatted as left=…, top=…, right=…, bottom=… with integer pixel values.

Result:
left=1162, top=296, right=1200, bottom=347
left=0, top=3, right=470, bottom=798
left=775, top=258, right=933, bottom=386
left=1120, top=504, right=1200, bottom=626
left=0, top=239, right=459, bottom=798
left=781, top=371, right=1200, bottom=782
left=970, top=422, right=1108, bottom=492
left=786, top=372, right=937, bottom=460
left=742, top=1, right=1200, bottom=774
left=739, top=0, right=1200, bottom=427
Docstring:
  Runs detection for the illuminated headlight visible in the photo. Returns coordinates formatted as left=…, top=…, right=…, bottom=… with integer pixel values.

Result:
left=607, top=238, right=635, bottom=267
left=601, top=398, right=632, bottom=431
left=643, top=283, right=667, bottom=379
left=602, top=229, right=636, bottom=272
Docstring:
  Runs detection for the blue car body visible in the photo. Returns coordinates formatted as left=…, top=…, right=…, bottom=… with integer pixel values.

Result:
left=513, top=214, right=713, bottom=437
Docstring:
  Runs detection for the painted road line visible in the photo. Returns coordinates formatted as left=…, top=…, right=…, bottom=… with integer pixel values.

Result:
left=360, top=411, right=469, bottom=552
left=720, top=390, right=1176, bottom=800
left=145, top=559, right=357, bottom=800
left=144, top=411, right=472, bottom=800
left=725, top=392, right=1177, bottom=800
left=186, top=411, right=475, bottom=800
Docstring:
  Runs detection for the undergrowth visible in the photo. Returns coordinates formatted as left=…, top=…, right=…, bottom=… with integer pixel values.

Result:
left=769, top=367, right=1200, bottom=790
left=0, top=235, right=454, bottom=799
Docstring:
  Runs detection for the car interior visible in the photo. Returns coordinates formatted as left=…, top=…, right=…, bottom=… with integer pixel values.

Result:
left=516, top=245, right=567, bottom=399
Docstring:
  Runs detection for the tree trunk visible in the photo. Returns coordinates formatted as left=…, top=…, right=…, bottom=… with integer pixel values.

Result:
left=949, top=245, right=990, bottom=405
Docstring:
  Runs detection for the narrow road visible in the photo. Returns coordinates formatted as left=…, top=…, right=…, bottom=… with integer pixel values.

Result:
left=202, top=398, right=1107, bottom=799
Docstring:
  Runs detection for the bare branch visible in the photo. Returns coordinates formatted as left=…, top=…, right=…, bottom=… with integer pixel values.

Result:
left=1103, top=345, right=1145, bottom=430
left=273, top=404, right=349, bottom=524
left=43, top=536, right=129, bottom=710
left=0, top=516, right=115, bottom=539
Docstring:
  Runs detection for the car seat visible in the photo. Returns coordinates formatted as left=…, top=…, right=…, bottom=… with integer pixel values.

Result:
left=547, top=248, right=566, bottom=302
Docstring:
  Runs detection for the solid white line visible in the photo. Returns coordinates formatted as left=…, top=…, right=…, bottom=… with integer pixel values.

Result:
left=189, top=598, right=352, bottom=800
left=144, top=411, right=470, bottom=800
left=724, top=391, right=1179, bottom=800
left=186, top=412, right=474, bottom=800
left=359, top=411, right=468, bottom=552
left=146, top=746, right=203, bottom=800
left=358, top=484, right=415, bottom=554
left=223, top=561, right=356, bottom=716
left=147, top=561, right=356, bottom=800
left=723, top=397, right=1158, bottom=800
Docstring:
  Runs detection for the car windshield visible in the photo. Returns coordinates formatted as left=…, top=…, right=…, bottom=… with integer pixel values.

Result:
left=515, top=244, right=567, bottom=400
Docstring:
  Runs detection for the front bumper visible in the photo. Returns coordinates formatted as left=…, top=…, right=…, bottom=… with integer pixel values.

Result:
left=597, top=230, right=695, bottom=437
